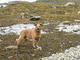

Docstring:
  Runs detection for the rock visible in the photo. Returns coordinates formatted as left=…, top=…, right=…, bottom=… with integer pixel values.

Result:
left=64, top=2, right=75, bottom=6
left=42, top=45, right=80, bottom=60
left=51, top=5, right=56, bottom=9
left=37, top=46, right=42, bottom=51
left=34, top=46, right=42, bottom=51
left=30, top=16, right=41, bottom=21
left=5, top=46, right=18, bottom=49
left=0, top=39, right=3, bottom=42
left=32, top=54, right=35, bottom=57
left=78, top=11, right=80, bottom=14
left=20, top=12, right=25, bottom=18
left=8, top=56, right=13, bottom=58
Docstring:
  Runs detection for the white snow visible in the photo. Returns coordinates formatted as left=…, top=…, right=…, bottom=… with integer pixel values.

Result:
left=0, top=24, right=47, bottom=35
left=0, top=0, right=36, bottom=3
left=56, top=21, right=80, bottom=34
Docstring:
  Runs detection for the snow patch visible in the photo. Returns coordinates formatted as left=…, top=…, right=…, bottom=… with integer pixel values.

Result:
left=56, top=21, right=80, bottom=34
left=0, top=24, right=47, bottom=35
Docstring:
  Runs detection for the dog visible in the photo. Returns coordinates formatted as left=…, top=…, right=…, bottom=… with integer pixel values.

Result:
left=16, top=23, right=42, bottom=49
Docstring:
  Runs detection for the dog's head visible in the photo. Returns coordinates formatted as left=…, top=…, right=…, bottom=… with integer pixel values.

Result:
left=34, top=23, right=42, bottom=31
left=34, top=23, right=42, bottom=28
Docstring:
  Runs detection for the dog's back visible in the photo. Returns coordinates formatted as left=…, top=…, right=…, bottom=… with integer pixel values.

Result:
left=20, top=28, right=41, bottom=40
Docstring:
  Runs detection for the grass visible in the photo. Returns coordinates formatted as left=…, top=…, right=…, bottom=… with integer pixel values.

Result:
left=0, top=2, right=80, bottom=26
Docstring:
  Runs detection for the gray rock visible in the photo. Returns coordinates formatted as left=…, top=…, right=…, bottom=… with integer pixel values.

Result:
left=42, top=45, right=80, bottom=60
left=5, top=46, right=18, bottom=49
left=0, top=39, right=3, bottom=42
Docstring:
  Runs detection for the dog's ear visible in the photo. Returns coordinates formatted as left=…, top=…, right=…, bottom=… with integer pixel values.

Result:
left=34, top=23, right=43, bottom=26
left=40, top=23, right=43, bottom=26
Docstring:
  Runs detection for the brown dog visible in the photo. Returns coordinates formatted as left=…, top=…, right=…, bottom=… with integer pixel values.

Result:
left=16, top=24, right=42, bottom=49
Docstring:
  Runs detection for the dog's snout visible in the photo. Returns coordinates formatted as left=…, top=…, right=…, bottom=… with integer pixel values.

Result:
left=37, top=28, right=40, bottom=30
left=37, top=28, right=40, bottom=31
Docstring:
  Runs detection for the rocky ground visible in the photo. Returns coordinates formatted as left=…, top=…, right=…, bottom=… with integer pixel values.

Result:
left=42, top=45, right=80, bottom=60
left=0, top=1, right=80, bottom=60
left=0, top=21, right=80, bottom=60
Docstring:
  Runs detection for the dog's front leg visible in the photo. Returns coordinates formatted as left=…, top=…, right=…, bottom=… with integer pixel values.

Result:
left=36, top=39, right=42, bottom=50
left=32, top=39, right=36, bottom=48
left=35, top=39, right=39, bottom=48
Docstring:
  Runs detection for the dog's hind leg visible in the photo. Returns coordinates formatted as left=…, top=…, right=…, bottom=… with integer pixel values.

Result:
left=16, top=34, right=25, bottom=47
